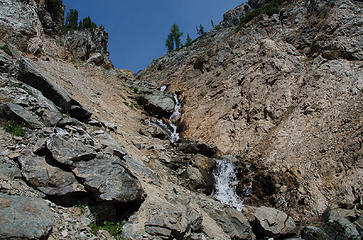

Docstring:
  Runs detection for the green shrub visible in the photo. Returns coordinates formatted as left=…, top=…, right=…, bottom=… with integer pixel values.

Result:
left=3, top=121, right=25, bottom=137
left=75, top=201, right=85, bottom=215
left=236, top=0, right=285, bottom=31
left=89, top=221, right=126, bottom=240
left=132, top=87, right=139, bottom=93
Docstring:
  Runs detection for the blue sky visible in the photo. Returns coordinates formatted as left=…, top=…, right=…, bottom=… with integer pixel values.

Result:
left=62, top=0, right=243, bottom=73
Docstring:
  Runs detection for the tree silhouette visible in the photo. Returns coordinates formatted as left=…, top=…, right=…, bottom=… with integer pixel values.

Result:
left=64, top=9, right=78, bottom=30
left=185, top=34, right=192, bottom=47
left=165, top=24, right=183, bottom=52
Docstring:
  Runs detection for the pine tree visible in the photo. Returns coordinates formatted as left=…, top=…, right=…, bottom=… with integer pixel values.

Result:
left=166, top=33, right=174, bottom=52
left=170, top=24, right=183, bottom=49
left=185, top=34, right=192, bottom=47
left=165, top=24, right=183, bottom=52
left=64, top=9, right=78, bottom=30
left=196, top=24, right=205, bottom=36
left=79, top=16, right=97, bottom=30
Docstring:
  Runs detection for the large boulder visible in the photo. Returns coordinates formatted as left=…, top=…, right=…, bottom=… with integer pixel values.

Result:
left=46, top=133, right=97, bottom=166
left=72, top=155, right=145, bottom=203
left=18, top=151, right=86, bottom=196
left=123, top=199, right=202, bottom=240
left=18, top=57, right=92, bottom=121
left=0, top=193, right=54, bottom=239
left=1, top=102, right=42, bottom=129
left=136, top=90, right=175, bottom=118
left=200, top=198, right=256, bottom=239
left=18, top=57, right=71, bottom=112
left=243, top=206, right=296, bottom=238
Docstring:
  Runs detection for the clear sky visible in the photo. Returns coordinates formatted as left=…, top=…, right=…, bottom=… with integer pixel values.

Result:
left=62, top=0, right=244, bottom=73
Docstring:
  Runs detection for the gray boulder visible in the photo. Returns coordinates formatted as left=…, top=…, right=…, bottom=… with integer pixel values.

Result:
left=136, top=90, right=175, bottom=118
left=46, top=134, right=96, bottom=166
left=1, top=102, right=42, bottom=129
left=18, top=151, right=86, bottom=196
left=123, top=200, right=202, bottom=240
left=18, top=57, right=92, bottom=121
left=18, top=57, right=72, bottom=113
left=72, top=155, right=145, bottom=203
left=0, top=193, right=54, bottom=239
left=182, top=166, right=214, bottom=194
left=244, top=206, right=296, bottom=238
left=201, top=200, right=255, bottom=239
left=323, top=208, right=361, bottom=240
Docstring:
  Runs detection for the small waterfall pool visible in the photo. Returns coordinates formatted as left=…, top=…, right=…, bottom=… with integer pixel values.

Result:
left=213, top=159, right=244, bottom=211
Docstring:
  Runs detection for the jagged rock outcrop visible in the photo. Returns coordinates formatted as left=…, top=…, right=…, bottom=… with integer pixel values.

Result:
left=1, top=0, right=362, bottom=239
left=137, top=0, right=363, bottom=222
left=18, top=57, right=92, bottom=121
left=63, top=26, right=112, bottom=67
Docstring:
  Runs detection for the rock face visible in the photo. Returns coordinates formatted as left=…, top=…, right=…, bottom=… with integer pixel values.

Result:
left=63, top=26, right=112, bottom=67
left=0, top=0, right=44, bottom=51
left=137, top=0, right=363, bottom=220
left=18, top=57, right=92, bottom=121
left=0, top=193, right=54, bottom=239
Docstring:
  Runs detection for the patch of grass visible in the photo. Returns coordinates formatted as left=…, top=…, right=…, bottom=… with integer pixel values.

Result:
left=236, top=0, right=285, bottom=32
left=0, top=44, right=13, bottom=57
left=132, top=87, right=139, bottom=93
left=123, top=102, right=129, bottom=107
left=3, top=121, right=25, bottom=137
left=89, top=220, right=126, bottom=240
left=75, top=201, right=86, bottom=215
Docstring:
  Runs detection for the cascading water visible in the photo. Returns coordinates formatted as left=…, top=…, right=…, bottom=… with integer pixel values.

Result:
left=145, top=86, right=180, bottom=143
left=213, top=159, right=244, bottom=211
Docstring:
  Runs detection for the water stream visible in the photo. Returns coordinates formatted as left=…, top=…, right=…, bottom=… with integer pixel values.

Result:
left=145, top=86, right=180, bottom=143
left=213, top=159, right=244, bottom=211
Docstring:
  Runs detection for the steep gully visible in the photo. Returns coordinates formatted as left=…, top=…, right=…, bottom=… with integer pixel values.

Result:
left=147, top=86, right=247, bottom=211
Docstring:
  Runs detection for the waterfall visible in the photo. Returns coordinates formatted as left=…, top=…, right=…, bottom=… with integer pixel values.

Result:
left=145, top=86, right=180, bottom=143
left=213, top=159, right=244, bottom=211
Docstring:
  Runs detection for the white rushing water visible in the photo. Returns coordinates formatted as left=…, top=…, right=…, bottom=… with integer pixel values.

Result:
left=213, top=160, right=244, bottom=211
left=145, top=86, right=180, bottom=143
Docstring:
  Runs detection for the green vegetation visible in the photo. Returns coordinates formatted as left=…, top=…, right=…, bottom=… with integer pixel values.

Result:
left=132, top=87, right=139, bottom=93
left=0, top=44, right=13, bottom=57
left=196, top=24, right=205, bottom=36
left=165, top=24, right=183, bottom=52
left=63, top=9, right=97, bottom=31
left=236, top=0, right=285, bottom=31
left=89, top=220, right=126, bottom=240
left=3, top=121, right=25, bottom=137
left=64, top=9, right=78, bottom=30
left=185, top=34, right=192, bottom=47
left=78, top=16, right=97, bottom=30
left=75, top=201, right=86, bottom=215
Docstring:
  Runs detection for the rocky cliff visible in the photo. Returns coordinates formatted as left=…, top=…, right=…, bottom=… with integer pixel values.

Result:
left=0, top=0, right=362, bottom=239
left=137, top=0, right=362, bottom=222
